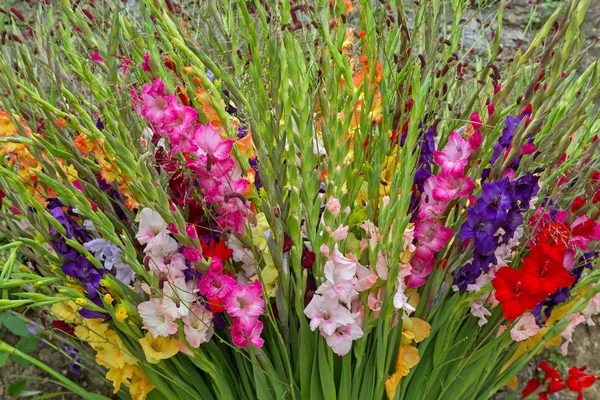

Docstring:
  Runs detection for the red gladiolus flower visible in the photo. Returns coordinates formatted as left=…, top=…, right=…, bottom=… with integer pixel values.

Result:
left=571, top=196, right=586, bottom=212
left=521, top=378, right=541, bottom=399
left=206, top=297, right=225, bottom=313
left=492, top=267, right=546, bottom=321
left=537, top=222, right=569, bottom=261
left=571, top=218, right=596, bottom=238
left=566, top=366, right=597, bottom=400
left=521, top=248, right=575, bottom=295
left=201, top=238, right=233, bottom=260
left=51, top=320, right=75, bottom=336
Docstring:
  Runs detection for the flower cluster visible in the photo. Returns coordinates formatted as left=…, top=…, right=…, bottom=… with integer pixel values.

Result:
left=139, top=80, right=249, bottom=234
left=521, top=361, right=598, bottom=400
left=493, top=222, right=575, bottom=321
left=136, top=208, right=214, bottom=349
left=304, top=245, right=369, bottom=356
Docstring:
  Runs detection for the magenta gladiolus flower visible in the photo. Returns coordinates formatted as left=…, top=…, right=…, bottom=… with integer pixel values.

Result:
left=432, top=172, right=475, bottom=202
left=223, top=280, right=265, bottom=323
left=229, top=317, right=264, bottom=348
left=197, top=258, right=237, bottom=299
left=433, top=131, right=475, bottom=177
left=141, top=80, right=179, bottom=124
left=414, top=219, right=453, bottom=253
left=91, top=52, right=104, bottom=64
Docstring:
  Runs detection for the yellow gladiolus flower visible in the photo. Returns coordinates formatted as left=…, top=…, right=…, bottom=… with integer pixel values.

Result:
left=385, top=317, right=431, bottom=398
left=115, top=305, right=128, bottom=322
left=385, top=344, right=421, bottom=399
left=139, top=333, right=179, bottom=364
left=130, top=365, right=156, bottom=400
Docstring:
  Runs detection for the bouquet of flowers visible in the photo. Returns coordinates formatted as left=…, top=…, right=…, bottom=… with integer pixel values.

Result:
left=0, top=0, right=598, bottom=399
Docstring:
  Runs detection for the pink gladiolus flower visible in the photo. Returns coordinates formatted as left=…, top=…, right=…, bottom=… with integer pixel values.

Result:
left=197, top=258, right=237, bottom=299
left=432, top=173, right=475, bottom=202
left=91, top=52, right=104, bottom=64
left=141, top=80, right=179, bottom=125
left=186, top=224, right=198, bottom=239
left=510, top=312, right=540, bottom=341
left=418, top=176, right=445, bottom=219
left=138, top=298, right=178, bottom=338
left=186, top=123, right=234, bottom=160
left=160, top=104, right=198, bottom=146
left=519, top=143, right=536, bottom=155
left=432, top=131, right=472, bottom=177
left=142, top=53, right=151, bottom=72
left=122, top=58, right=131, bottom=74
left=304, top=293, right=356, bottom=335
left=470, top=113, right=482, bottom=130
left=183, top=247, right=202, bottom=263
left=324, top=323, right=364, bottom=356
left=216, top=205, right=247, bottom=235
left=205, top=178, right=248, bottom=205
left=408, top=247, right=434, bottom=288
left=414, top=219, right=453, bottom=253
left=223, top=280, right=265, bottom=323
left=230, top=317, right=264, bottom=348
left=468, top=131, right=482, bottom=150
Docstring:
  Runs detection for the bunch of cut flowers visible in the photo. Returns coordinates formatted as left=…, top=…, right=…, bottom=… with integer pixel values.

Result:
left=0, top=0, right=599, bottom=399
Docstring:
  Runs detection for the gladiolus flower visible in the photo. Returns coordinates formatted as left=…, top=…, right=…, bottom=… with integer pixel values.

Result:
left=139, top=333, right=179, bottom=364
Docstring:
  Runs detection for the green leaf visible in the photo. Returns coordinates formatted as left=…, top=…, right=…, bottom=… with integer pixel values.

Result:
left=9, top=380, right=27, bottom=396
left=3, top=315, right=29, bottom=337
left=0, top=352, right=9, bottom=367
left=11, top=354, right=30, bottom=368
left=16, top=336, right=40, bottom=354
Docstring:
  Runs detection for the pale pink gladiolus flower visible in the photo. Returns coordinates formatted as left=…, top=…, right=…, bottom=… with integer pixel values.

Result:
left=143, top=230, right=178, bottom=258
left=162, top=278, right=197, bottom=319
left=138, top=298, right=178, bottom=338
left=582, top=287, right=600, bottom=326
left=320, top=244, right=330, bottom=257
left=182, top=304, right=214, bottom=348
left=394, top=264, right=415, bottom=313
left=316, top=245, right=359, bottom=303
left=331, top=224, right=349, bottom=241
left=510, top=312, right=540, bottom=341
left=136, top=208, right=167, bottom=244
left=560, top=313, right=587, bottom=355
left=326, top=196, right=341, bottom=216
left=325, top=322, right=364, bottom=356
left=354, top=263, right=377, bottom=292
left=471, top=300, right=491, bottom=327
left=304, top=293, right=355, bottom=336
